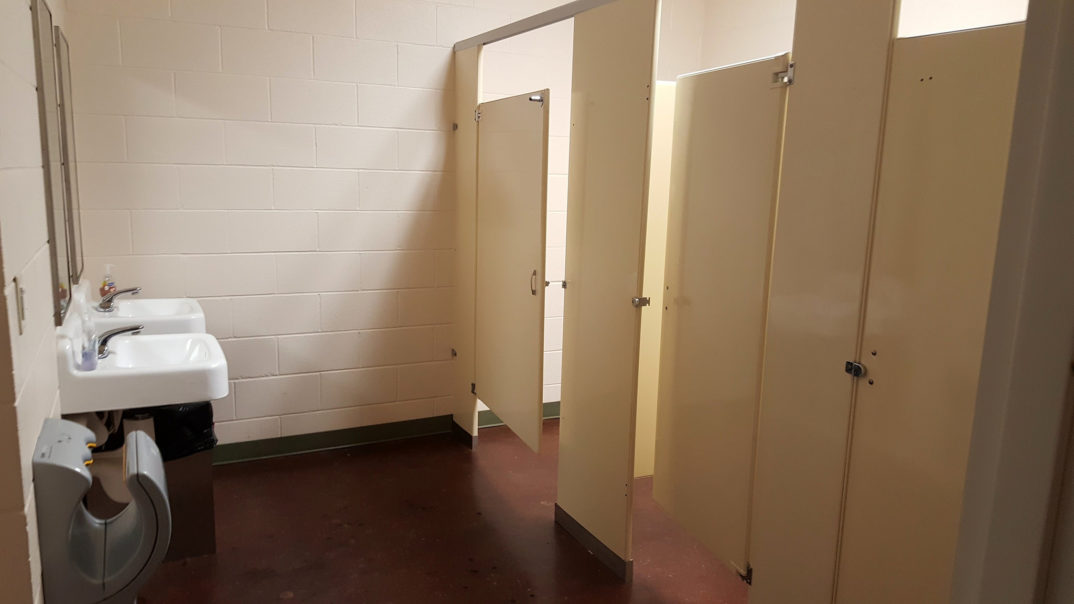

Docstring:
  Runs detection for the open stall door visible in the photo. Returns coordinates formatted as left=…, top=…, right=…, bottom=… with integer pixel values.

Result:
left=555, top=0, right=658, bottom=579
left=652, top=54, right=790, bottom=576
left=835, top=24, right=1024, bottom=603
left=474, top=90, right=550, bottom=453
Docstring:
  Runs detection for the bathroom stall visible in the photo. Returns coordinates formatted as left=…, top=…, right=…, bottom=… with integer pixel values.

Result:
left=453, top=0, right=660, bottom=577
left=651, top=10, right=1026, bottom=604
left=453, top=0, right=1028, bottom=598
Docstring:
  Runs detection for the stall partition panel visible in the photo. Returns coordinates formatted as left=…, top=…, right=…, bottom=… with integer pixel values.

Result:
left=556, top=0, right=658, bottom=572
left=652, top=54, right=790, bottom=576
left=474, top=90, right=550, bottom=453
left=835, top=23, right=1024, bottom=604
left=452, top=45, right=482, bottom=436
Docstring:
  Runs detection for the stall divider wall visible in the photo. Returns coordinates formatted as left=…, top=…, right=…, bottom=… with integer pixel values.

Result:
left=653, top=53, right=791, bottom=577
left=451, top=45, right=483, bottom=443
left=555, top=0, right=659, bottom=578
left=747, top=0, right=899, bottom=602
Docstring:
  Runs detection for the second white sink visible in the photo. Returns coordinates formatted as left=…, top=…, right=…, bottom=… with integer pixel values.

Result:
left=94, top=298, right=206, bottom=335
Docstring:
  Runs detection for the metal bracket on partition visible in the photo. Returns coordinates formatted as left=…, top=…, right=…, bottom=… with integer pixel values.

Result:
left=631, top=297, right=651, bottom=308
left=529, top=94, right=545, bottom=107
left=774, top=62, right=795, bottom=86
left=546, top=280, right=567, bottom=289
left=474, top=107, right=482, bottom=122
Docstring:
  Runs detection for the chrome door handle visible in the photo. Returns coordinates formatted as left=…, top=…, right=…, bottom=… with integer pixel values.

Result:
left=530, top=270, right=538, bottom=296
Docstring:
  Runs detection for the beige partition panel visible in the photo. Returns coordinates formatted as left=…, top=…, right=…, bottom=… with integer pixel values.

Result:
left=556, top=0, right=658, bottom=567
left=653, top=54, right=789, bottom=575
left=475, top=91, right=550, bottom=453
left=835, top=24, right=1024, bottom=604
left=747, top=1, right=898, bottom=602
left=634, top=81, right=676, bottom=479
left=452, top=46, right=483, bottom=436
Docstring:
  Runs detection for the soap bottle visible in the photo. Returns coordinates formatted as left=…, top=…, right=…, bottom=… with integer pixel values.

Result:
left=78, top=294, right=98, bottom=371
left=99, top=264, right=117, bottom=299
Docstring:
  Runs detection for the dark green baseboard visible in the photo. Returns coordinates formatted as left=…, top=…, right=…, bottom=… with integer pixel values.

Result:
left=213, top=415, right=455, bottom=465
left=478, top=401, right=560, bottom=428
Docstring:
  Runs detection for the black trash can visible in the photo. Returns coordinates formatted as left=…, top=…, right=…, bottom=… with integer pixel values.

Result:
left=141, top=402, right=218, bottom=461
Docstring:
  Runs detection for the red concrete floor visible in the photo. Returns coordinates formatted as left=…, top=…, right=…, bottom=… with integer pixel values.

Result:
left=140, top=419, right=749, bottom=603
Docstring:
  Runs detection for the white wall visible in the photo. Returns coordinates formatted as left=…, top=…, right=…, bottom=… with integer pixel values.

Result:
left=480, top=19, right=572, bottom=406
left=898, top=0, right=1028, bottom=37
left=0, top=0, right=66, bottom=601
left=657, top=0, right=795, bottom=80
left=65, top=0, right=574, bottom=443
left=699, top=0, right=795, bottom=70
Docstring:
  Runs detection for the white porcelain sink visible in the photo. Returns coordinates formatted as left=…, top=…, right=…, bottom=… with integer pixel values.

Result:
left=93, top=298, right=206, bottom=335
left=59, top=333, right=229, bottom=414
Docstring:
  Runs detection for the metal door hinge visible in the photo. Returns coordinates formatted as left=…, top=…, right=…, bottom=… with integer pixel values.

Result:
left=471, top=382, right=477, bottom=395
left=631, top=297, right=651, bottom=308
left=774, top=62, right=795, bottom=86
left=738, top=564, right=753, bottom=585
left=474, top=108, right=482, bottom=122
left=845, top=361, right=867, bottom=377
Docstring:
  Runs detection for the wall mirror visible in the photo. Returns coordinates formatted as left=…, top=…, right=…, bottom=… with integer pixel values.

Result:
left=31, top=0, right=84, bottom=325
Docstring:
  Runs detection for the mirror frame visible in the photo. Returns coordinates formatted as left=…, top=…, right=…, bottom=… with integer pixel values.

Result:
left=55, top=28, right=84, bottom=285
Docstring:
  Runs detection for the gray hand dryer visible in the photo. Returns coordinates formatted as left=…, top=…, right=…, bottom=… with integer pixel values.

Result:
left=33, top=418, right=172, bottom=604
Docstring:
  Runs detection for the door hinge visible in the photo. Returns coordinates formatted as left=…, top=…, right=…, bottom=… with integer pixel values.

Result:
left=845, top=361, right=867, bottom=378
left=474, top=108, right=482, bottom=122
left=774, top=62, right=795, bottom=86
left=738, top=564, right=753, bottom=585
left=631, top=297, right=651, bottom=308
left=471, top=382, right=477, bottom=395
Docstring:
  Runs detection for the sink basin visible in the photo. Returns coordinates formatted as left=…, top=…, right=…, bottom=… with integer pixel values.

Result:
left=93, top=298, right=205, bottom=335
left=59, top=333, right=229, bottom=414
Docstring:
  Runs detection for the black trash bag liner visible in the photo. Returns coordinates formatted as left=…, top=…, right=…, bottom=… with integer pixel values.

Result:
left=124, top=402, right=217, bottom=462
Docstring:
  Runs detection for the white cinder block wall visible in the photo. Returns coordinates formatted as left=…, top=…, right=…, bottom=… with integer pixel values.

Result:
left=65, top=0, right=575, bottom=443
left=0, top=1, right=66, bottom=601
left=480, top=20, right=572, bottom=406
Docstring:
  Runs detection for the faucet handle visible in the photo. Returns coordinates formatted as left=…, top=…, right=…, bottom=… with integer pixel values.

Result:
left=97, top=325, right=144, bottom=359
left=97, top=287, right=142, bottom=312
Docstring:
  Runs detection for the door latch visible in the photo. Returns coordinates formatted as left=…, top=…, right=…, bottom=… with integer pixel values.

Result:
left=844, top=361, right=867, bottom=377
left=631, top=297, right=651, bottom=308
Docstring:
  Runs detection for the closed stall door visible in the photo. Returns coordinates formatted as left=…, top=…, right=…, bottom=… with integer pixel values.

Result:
left=475, top=90, right=550, bottom=453
left=652, top=54, right=789, bottom=575
left=835, top=23, right=1024, bottom=603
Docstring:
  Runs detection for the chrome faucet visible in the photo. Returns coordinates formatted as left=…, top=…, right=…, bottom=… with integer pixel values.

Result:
left=97, top=325, right=143, bottom=359
left=97, top=287, right=141, bottom=312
